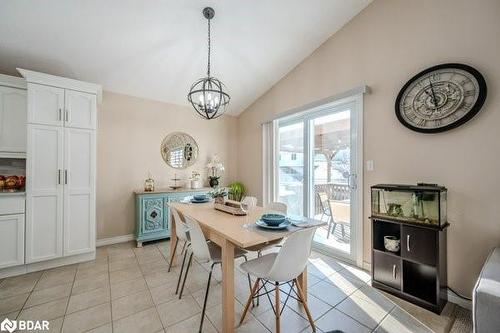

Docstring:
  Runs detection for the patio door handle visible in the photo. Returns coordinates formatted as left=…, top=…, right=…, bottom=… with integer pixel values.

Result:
left=348, top=173, right=357, bottom=190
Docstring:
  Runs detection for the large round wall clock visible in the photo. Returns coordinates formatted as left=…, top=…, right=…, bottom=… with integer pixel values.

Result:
left=395, top=63, right=487, bottom=133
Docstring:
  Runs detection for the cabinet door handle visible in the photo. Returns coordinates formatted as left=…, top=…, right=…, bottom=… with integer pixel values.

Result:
left=58, top=108, right=62, bottom=121
left=407, top=235, right=411, bottom=252
left=65, top=109, right=69, bottom=122
left=64, top=170, right=68, bottom=185
left=58, top=169, right=61, bottom=185
left=392, top=264, right=397, bottom=279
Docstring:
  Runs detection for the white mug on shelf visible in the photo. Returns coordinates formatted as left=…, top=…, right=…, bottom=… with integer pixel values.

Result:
left=191, top=179, right=202, bottom=189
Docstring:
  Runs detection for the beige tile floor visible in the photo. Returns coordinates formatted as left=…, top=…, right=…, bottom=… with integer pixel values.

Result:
left=0, top=240, right=467, bottom=333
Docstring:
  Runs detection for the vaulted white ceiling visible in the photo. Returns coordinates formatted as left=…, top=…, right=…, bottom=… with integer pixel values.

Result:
left=0, top=0, right=371, bottom=115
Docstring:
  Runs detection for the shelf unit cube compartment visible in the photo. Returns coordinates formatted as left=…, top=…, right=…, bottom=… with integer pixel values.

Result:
left=403, top=260, right=437, bottom=305
left=373, top=219, right=401, bottom=255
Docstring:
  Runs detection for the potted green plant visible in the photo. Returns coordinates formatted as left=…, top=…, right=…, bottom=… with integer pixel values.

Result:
left=228, top=182, right=245, bottom=202
left=209, top=187, right=228, bottom=204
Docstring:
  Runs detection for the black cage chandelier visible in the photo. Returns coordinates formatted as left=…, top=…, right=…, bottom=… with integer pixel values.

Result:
left=187, top=7, right=230, bottom=120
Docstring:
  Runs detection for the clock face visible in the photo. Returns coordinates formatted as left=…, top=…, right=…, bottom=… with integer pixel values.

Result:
left=395, top=63, right=487, bottom=133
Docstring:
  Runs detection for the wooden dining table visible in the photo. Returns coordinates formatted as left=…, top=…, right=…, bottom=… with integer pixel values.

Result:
left=168, top=201, right=324, bottom=333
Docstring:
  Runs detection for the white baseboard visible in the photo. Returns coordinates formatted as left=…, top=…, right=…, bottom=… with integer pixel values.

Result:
left=0, top=252, right=95, bottom=279
left=96, top=234, right=135, bottom=247
left=363, top=261, right=371, bottom=272
left=447, top=289, right=472, bottom=310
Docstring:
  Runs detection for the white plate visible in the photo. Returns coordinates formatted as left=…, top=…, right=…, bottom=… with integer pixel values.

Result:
left=255, top=219, right=291, bottom=230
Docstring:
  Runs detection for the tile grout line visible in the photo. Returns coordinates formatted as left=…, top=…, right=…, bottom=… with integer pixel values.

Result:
left=137, top=243, right=167, bottom=331
left=370, top=307, right=393, bottom=333
left=61, top=265, right=78, bottom=331
left=334, top=302, right=381, bottom=332
left=107, top=251, right=114, bottom=333
left=153, top=240, right=219, bottom=331
left=14, top=271, right=44, bottom=320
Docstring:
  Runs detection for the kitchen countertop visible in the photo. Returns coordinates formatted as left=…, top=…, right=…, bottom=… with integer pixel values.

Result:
left=134, top=187, right=212, bottom=195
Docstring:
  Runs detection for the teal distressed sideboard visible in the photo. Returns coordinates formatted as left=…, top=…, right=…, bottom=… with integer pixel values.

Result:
left=134, top=188, right=210, bottom=247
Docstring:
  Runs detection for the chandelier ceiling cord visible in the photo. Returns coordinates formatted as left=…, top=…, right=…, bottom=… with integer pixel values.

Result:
left=187, top=7, right=230, bottom=120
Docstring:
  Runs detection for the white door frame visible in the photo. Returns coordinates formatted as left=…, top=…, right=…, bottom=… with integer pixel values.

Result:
left=273, top=93, right=364, bottom=267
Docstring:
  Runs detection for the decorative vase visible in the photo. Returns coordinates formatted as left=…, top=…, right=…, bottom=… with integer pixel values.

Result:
left=209, top=176, right=220, bottom=188
left=144, top=173, right=155, bottom=192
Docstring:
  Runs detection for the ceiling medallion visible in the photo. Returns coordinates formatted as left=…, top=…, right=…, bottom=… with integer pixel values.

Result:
left=187, top=7, right=230, bottom=119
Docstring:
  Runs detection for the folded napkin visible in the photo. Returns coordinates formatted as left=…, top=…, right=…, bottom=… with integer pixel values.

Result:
left=288, top=215, right=311, bottom=228
left=289, top=215, right=324, bottom=228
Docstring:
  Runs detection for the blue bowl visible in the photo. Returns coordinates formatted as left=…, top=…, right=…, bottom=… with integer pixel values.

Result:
left=193, top=194, right=207, bottom=201
left=261, top=213, right=286, bottom=226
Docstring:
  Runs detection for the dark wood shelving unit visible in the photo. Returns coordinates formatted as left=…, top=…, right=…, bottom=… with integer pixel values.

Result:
left=371, top=217, right=448, bottom=313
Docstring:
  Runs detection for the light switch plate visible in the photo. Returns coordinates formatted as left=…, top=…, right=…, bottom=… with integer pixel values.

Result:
left=366, top=160, right=374, bottom=171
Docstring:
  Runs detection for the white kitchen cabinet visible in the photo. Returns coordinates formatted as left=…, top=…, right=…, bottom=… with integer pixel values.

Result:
left=21, top=69, right=100, bottom=265
left=0, top=85, right=27, bottom=153
left=27, top=83, right=64, bottom=126
left=65, top=90, right=97, bottom=130
left=25, top=125, right=64, bottom=263
left=63, top=128, right=95, bottom=255
left=0, top=214, right=25, bottom=269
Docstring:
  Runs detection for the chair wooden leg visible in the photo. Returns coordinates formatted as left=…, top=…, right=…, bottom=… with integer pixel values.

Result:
left=275, top=282, right=281, bottom=333
left=256, top=251, right=262, bottom=306
left=341, top=224, right=346, bottom=238
left=239, top=278, right=260, bottom=325
left=294, top=278, right=316, bottom=332
left=168, top=238, right=178, bottom=272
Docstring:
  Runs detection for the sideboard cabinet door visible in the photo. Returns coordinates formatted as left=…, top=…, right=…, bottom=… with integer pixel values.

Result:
left=0, top=86, right=27, bottom=153
left=27, top=83, right=64, bottom=126
left=26, top=125, right=64, bottom=263
left=63, top=128, right=96, bottom=256
left=141, top=197, right=166, bottom=235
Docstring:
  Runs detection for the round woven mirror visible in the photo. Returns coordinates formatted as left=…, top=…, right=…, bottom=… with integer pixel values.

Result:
left=160, top=132, right=199, bottom=169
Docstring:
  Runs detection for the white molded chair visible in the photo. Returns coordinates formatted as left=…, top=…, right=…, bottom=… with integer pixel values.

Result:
left=239, top=227, right=317, bottom=333
left=328, top=199, right=350, bottom=239
left=180, top=215, right=254, bottom=333
left=265, top=201, right=287, bottom=214
left=251, top=200, right=288, bottom=306
left=168, top=208, right=192, bottom=295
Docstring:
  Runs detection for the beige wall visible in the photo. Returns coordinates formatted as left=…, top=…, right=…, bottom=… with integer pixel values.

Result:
left=236, top=0, right=500, bottom=296
left=97, top=91, right=237, bottom=239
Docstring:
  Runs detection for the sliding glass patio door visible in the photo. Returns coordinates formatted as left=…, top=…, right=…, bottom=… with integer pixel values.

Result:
left=277, top=121, right=305, bottom=216
left=275, top=97, right=362, bottom=263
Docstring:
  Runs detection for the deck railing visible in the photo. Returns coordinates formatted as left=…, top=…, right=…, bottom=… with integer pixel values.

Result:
left=314, top=183, right=350, bottom=214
